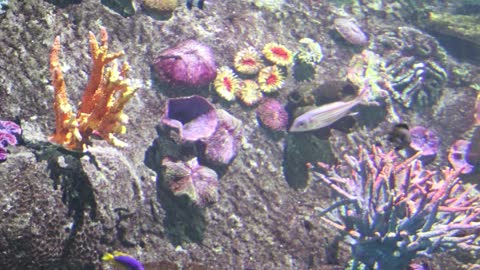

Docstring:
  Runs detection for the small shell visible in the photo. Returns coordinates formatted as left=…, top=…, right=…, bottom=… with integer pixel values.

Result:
left=334, top=18, right=368, bottom=46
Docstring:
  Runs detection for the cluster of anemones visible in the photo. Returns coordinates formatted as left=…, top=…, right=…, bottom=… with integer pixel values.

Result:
left=213, top=43, right=293, bottom=106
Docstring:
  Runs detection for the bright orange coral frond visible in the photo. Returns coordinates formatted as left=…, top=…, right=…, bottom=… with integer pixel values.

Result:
left=49, top=28, right=136, bottom=151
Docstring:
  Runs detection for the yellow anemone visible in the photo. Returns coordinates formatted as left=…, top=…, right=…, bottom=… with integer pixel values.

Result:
left=262, top=42, right=293, bottom=66
left=234, top=47, right=265, bottom=74
left=236, top=80, right=263, bottom=106
left=258, top=65, right=285, bottom=93
left=213, top=66, right=240, bottom=101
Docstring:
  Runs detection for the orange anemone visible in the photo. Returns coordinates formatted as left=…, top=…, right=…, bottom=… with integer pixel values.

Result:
left=262, top=42, right=293, bottom=66
left=234, top=47, right=264, bottom=75
left=236, top=80, right=263, bottom=106
left=258, top=65, right=285, bottom=93
left=213, top=66, right=240, bottom=101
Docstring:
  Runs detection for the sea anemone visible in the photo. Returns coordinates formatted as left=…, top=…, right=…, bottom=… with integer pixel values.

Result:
left=213, top=66, right=240, bottom=101
left=448, top=140, right=474, bottom=174
left=201, top=110, right=242, bottom=166
left=236, top=80, right=263, bottom=106
left=152, top=40, right=217, bottom=88
left=256, top=98, right=288, bottom=131
left=234, top=47, right=264, bottom=74
left=258, top=65, right=285, bottom=93
left=409, top=126, right=440, bottom=156
left=262, top=42, right=293, bottom=66
left=160, top=95, right=218, bottom=142
left=162, top=157, right=219, bottom=207
left=333, top=18, right=369, bottom=46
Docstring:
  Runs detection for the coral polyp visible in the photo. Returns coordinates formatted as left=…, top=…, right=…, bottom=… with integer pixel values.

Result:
left=213, top=66, right=240, bottom=101
left=258, top=65, right=284, bottom=93
left=234, top=47, right=265, bottom=74
left=236, top=80, right=263, bottom=106
left=262, top=42, right=293, bottom=66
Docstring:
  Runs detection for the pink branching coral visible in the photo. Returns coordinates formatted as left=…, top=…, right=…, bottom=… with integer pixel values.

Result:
left=311, top=145, right=480, bottom=269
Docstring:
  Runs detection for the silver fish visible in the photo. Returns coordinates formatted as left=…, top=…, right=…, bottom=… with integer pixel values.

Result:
left=289, top=85, right=368, bottom=132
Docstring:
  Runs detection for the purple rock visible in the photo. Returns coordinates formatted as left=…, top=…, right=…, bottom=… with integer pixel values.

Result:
left=162, top=157, right=219, bottom=207
left=0, top=147, right=7, bottom=161
left=0, top=120, right=21, bottom=135
left=409, top=126, right=440, bottom=156
left=334, top=18, right=369, bottom=46
left=0, top=130, right=17, bottom=147
left=161, top=95, right=218, bottom=142
left=201, top=109, right=242, bottom=166
left=153, top=40, right=217, bottom=88
left=448, top=140, right=474, bottom=174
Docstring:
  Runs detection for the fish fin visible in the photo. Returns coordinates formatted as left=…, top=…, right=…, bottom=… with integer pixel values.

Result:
left=348, top=112, right=359, bottom=117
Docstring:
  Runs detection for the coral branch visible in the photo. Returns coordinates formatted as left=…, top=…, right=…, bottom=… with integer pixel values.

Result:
left=49, top=28, right=136, bottom=151
left=311, top=145, right=480, bottom=269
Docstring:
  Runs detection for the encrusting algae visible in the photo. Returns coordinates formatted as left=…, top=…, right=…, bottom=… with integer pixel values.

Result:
left=49, top=27, right=137, bottom=151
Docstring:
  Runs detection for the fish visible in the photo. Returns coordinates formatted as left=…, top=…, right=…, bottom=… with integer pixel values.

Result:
left=186, top=0, right=205, bottom=9
left=387, top=123, right=411, bottom=151
left=102, top=251, right=144, bottom=270
left=289, top=84, right=368, bottom=132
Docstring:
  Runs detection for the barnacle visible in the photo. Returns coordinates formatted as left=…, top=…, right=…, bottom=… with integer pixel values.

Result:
left=258, top=65, right=285, bottom=93
left=234, top=47, right=264, bottom=74
left=262, top=43, right=293, bottom=66
left=213, top=66, right=240, bottom=101
left=236, top=80, right=263, bottom=106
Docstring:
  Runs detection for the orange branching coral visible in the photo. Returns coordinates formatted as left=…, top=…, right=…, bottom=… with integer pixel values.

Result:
left=262, top=42, right=293, bottom=66
left=49, top=27, right=137, bottom=151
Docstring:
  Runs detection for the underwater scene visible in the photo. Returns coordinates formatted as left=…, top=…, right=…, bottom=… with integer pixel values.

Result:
left=1, top=0, right=480, bottom=269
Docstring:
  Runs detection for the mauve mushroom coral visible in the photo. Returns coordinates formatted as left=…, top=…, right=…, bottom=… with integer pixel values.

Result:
left=153, top=40, right=217, bottom=88
left=161, top=95, right=218, bottom=142
left=448, top=140, right=474, bottom=174
left=201, top=109, right=242, bottom=166
left=409, top=126, right=440, bottom=156
left=162, top=157, right=219, bottom=207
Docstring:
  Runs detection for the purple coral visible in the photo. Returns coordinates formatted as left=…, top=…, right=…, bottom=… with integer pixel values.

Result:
left=162, top=157, right=219, bottom=207
left=201, top=109, right=242, bottom=165
left=409, top=126, right=440, bottom=156
left=256, top=98, right=289, bottom=131
left=153, top=40, right=217, bottom=88
left=448, top=140, right=474, bottom=174
left=311, top=145, right=480, bottom=269
left=0, top=120, right=21, bottom=161
left=161, top=95, right=218, bottom=142
left=333, top=18, right=369, bottom=46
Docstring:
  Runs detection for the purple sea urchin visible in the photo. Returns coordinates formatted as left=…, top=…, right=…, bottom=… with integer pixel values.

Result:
left=153, top=40, right=217, bottom=88
left=256, top=98, right=288, bottom=131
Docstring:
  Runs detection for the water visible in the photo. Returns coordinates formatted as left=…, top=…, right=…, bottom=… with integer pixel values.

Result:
left=0, top=0, right=479, bottom=269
